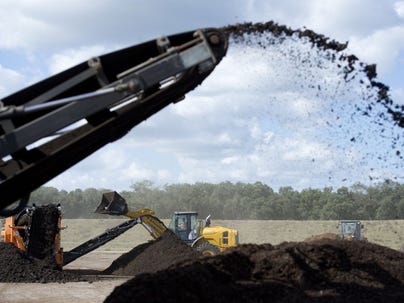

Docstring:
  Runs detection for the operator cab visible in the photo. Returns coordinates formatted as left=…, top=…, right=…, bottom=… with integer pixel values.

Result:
left=168, top=211, right=198, bottom=244
left=338, top=220, right=364, bottom=240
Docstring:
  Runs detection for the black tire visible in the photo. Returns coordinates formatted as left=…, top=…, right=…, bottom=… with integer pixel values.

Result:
left=195, top=241, right=220, bottom=256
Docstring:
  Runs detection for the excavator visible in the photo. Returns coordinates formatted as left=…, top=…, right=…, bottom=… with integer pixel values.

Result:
left=0, top=27, right=229, bottom=265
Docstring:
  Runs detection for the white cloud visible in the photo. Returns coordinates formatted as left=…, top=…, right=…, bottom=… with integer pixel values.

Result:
left=249, top=123, right=262, bottom=140
left=0, top=0, right=401, bottom=56
left=245, top=0, right=400, bottom=41
left=391, top=87, right=404, bottom=104
left=216, top=133, right=234, bottom=144
left=279, top=139, right=319, bottom=161
left=47, top=144, right=174, bottom=191
left=0, top=65, right=26, bottom=97
left=221, top=156, right=240, bottom=165
left=0, top=8, right=49, bottom=49
left=48, top=170, right=96, bottom=190
left=98, top=148, right=128, bottom=170
left=123, top=162, right=166, bottom=182
left=0, top=1, right=90, bottom=51
left=305, top=0, right=398, bottom=38
left=348, top=26, right=404, bottom=76
left=48, top=45, right=108, bottom=75
left=290, top=97, right=321, bottom=117
left=0, top=0, right=245, bottom=52
left=395, top=1, right=404, bottom=18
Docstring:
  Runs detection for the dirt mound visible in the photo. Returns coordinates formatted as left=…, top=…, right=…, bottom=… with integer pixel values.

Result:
left=0, top=242, right=83, bottom=283
left=104, top=229, right=200, bottom=275
left=0, top=204, right=84, bottom=283
left=105, top=239, right=404, bottom=303
left=304, top=233, right=341, bottom=242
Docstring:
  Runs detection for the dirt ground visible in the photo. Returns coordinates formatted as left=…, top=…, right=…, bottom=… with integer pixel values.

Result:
left=0, top=279, right=128, bottom=303
left=0, top=251, right=127, bottom=303
left=61, top=219, right=404, bottom=251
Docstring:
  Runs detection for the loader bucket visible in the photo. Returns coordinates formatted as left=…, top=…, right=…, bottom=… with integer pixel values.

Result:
left=95, top=191, right=128, bottom=215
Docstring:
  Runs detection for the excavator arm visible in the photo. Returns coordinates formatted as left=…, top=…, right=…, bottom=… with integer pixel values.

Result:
left=0, top=28, right=228, bottom=216
left=96, top=191, right=168, bottom=239
left=124, top=208, right=167, bottom=239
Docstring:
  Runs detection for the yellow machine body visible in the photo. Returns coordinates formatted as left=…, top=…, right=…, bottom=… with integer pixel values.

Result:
left=200, top=225, right=239, bottom=252
left=98, top=191, right=239, bottom=256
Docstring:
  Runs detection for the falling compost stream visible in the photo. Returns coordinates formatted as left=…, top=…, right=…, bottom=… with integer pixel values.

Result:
left=169, top=21, right=404, bottom=189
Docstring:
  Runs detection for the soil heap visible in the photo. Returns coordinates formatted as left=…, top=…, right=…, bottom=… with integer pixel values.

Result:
left=0, top=242, right=83, bottom=283
left=104, top=229, right=200, bottom=275
left=0, top=204, right=83, bottom=283
left=105, top=238, right=404, bottom=303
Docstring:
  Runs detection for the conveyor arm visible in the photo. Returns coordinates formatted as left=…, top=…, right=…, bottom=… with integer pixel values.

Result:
left=62, top=214, right=167, bottom=266
left=62, top=219, right=139, bottom=266
left=0, top=28, right=228, bottom=215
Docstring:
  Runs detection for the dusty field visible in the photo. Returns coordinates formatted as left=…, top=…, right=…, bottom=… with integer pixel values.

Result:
left=0, top=278, right=129, bottom=303
left=0, top=219, right=403, bottom=303
left=60, top=219, right=404, bottom=251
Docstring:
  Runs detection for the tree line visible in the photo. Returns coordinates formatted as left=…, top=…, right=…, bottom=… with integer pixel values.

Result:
left=30, top=180, right=404, bottom=220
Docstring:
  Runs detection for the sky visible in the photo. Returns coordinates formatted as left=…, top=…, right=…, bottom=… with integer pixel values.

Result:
left=1, top=0, right=403, bottom=192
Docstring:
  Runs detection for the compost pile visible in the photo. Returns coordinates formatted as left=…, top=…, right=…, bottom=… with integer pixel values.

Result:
left=0, top=242, right=83, bottom=283
left=104, top=229, right=200, bottom=275
left=105, top=238, right=404, bottom=303
left=0, top=205, right=83, bottom=283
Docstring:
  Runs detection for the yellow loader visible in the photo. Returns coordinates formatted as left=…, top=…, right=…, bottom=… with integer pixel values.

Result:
left=96, top=191, right=239, bottom=256
left=336, top=220, right=366, bottom=241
